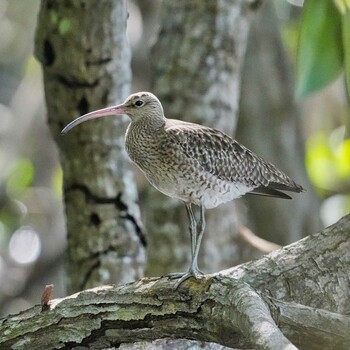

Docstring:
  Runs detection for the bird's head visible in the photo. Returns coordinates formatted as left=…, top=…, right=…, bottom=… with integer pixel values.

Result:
left=61, top=91, right=164, bottom=134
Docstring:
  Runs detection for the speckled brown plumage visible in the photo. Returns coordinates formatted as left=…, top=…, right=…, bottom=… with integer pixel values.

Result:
left=62, top=91, right=305, bottom=285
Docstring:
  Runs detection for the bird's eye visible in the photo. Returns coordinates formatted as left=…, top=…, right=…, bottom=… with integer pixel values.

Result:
left=135, top=100, right=144, bottom=107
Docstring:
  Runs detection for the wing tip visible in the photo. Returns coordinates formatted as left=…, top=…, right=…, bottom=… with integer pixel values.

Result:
left=250, top=183, right=306, bottom=200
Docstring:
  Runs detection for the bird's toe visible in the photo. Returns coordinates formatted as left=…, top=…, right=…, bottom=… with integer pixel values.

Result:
left=167, top=271, right=187, bottom=280
left=167, top=268, right=204, bottom=289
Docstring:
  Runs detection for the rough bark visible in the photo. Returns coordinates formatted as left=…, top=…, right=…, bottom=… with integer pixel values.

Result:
left=1, top=213, right=350, bottom=350
left=237, top=2, right=321, bottom=244
left=34, top=0, right=145, bottom=293
left=146, top=0, right=260, bottom=277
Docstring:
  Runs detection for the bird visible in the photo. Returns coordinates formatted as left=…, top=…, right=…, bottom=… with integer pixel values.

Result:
left=62, top=91, right=305, bottom=285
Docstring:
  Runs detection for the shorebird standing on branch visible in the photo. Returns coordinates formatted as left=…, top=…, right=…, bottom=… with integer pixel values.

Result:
left=62, top=92, right=304, bottom=285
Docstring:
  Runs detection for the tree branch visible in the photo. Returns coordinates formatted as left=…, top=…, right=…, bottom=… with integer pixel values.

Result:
left=1, top=214, right=350, bottom=350
left=269, top=298, right=350, bottom=350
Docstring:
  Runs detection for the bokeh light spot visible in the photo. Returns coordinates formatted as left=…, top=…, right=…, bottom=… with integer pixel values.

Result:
left=9, top=226, right=41, bottom=264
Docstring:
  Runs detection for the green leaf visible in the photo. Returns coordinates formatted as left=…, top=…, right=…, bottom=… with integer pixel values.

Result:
left=296, top=0, right=343, bottom=98
left=342, top=8, right=350, bottom=99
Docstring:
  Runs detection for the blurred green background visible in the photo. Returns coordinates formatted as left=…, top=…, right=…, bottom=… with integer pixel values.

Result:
left=0, top=0, right=349, bottom=317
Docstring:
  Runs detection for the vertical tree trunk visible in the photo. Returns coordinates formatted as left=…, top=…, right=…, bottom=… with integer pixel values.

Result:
left=35, top=0, right=145, bottom=293
left=146, top=0, right=258, bottom=277
left=238, top=2, right=321, bottom=244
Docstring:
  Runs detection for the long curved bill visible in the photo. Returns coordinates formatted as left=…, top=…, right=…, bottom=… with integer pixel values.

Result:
left=61, top=104, right=126, bottom=134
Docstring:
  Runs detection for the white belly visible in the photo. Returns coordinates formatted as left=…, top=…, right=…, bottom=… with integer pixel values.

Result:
left=144, top=168, right=253, bottom=209
left=199, top=180, right=253, bottom=209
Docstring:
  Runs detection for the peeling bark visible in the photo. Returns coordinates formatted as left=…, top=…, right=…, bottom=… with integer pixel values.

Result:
left=2, top=214, right=349, bottom=350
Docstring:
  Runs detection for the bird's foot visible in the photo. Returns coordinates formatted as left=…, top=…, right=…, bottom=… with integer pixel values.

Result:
left=167, top=267, right=204, bottom=289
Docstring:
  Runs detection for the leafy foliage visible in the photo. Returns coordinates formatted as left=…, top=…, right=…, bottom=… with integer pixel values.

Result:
left=296, top=0, right=350, bottom=99
left=306, top=129, right=350, bottom=195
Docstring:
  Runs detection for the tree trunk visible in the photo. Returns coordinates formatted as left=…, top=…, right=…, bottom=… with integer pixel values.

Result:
left=237, top=1, right=321, bottom=244
left=34, top=0, right=145, bottom=293
left=146, top=0, right=260, bottom=278
left=2, top=213, right=349, bottom=350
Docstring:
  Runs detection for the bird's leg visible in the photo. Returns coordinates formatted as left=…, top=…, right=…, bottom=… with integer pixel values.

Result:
left=190, top=205, right=206, bottom=274
left=168, top=204, right=205, bottom=287
left=185, top=202, right=197, bottom=257
left=167, top=203, right=197, bottom=281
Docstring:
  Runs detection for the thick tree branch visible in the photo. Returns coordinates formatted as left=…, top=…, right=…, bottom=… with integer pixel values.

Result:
left=1, top=214, right=350, bottom=350
left=0, top=278, right=296, bottom=350
left=269, top=299, right=350, bottom=349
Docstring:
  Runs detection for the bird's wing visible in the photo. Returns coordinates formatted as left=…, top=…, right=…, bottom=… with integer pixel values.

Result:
left=165, top=121, right=304, bottom=197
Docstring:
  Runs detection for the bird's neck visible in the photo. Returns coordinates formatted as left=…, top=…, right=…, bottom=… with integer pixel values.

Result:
left=125, top=115, right=166, bottom=151
left=125, top=115, right=166, bottom=167
left=130, top=114, right=166, bottom=133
